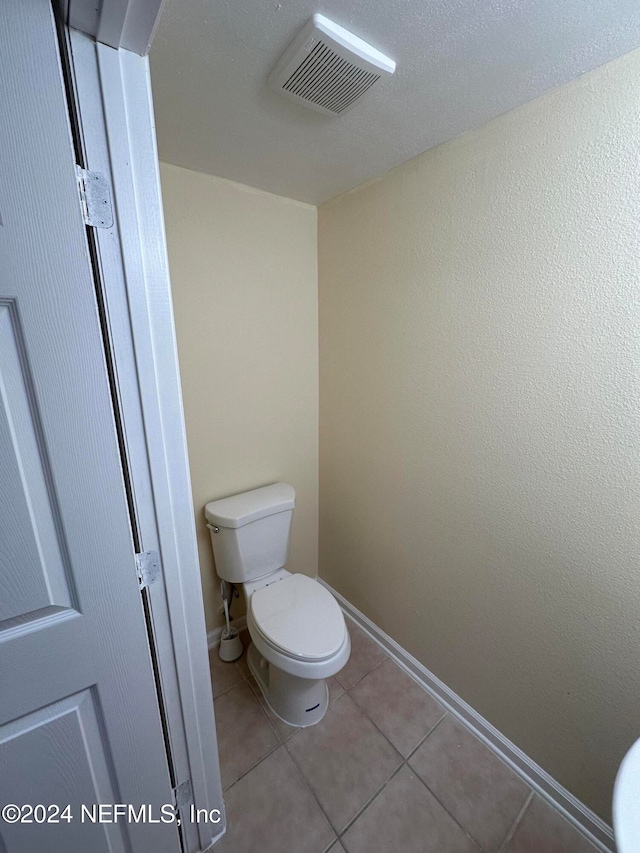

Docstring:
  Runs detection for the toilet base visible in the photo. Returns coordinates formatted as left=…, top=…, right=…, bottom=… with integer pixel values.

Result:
left=247, top=642, right=329, bottom=728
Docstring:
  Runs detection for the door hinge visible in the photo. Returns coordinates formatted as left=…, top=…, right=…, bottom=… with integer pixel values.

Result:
left=135, top=550, right=160, bottom=589
left=173, top=779, right=193, bottom=811
left=76, top=165, right=113, bottom=228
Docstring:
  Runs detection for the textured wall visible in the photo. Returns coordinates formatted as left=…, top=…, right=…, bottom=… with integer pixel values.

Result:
left=318, top=48, right=640, bottom=820
left=160, top=164, right=318, bottom=633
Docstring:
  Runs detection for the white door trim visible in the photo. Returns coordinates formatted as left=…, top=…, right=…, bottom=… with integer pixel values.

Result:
left=319, top=578, right=615, bottom=853
left=64, top=0, right=164, bottom=55
left=65, top=28, right=225, bottom=852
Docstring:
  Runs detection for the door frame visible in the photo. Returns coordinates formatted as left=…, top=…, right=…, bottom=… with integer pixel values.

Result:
left=59, top=14, right=226, bottom=853
left=65, top=0, right=165, bottom=56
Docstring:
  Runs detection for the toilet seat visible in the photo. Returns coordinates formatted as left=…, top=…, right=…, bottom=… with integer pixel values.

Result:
left=249, top=573, right=346, bottom=661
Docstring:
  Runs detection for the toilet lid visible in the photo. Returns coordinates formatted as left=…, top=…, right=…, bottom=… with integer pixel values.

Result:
left=250, top=574, right=346, bottom=660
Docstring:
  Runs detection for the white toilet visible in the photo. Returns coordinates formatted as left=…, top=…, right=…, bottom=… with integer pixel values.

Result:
left=205, top=483, right=350, bottom=727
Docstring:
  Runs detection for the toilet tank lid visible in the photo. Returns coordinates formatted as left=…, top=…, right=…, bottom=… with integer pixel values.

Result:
left=205, top=483, right=295, bottom=528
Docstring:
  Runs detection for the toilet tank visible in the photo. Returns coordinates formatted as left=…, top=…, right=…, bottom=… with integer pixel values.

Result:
left=205, top=483, right=295, bottom=584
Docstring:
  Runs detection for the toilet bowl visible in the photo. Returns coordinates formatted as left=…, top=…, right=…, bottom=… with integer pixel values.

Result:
left=205, top=483, right=350, bottom=727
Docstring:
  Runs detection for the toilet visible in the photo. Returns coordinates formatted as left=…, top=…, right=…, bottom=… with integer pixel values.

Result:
left=205, top=483, right=350, bottom=727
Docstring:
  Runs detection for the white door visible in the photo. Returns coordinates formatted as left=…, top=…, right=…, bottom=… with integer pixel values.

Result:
left=0, top=4, right=180, bottom=853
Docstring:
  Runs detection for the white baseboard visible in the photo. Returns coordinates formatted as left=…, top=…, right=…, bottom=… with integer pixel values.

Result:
left=207, top=615, right=247, bottom=650
left=318, top=579, right=615, bottom=853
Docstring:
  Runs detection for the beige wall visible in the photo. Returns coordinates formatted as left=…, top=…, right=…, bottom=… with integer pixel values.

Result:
left=160, top=163, right=318, bottom=634
left=318, top=48, right=640, bottom=821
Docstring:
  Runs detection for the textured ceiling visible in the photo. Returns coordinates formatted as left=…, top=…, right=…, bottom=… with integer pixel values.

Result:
left=150, top=0, right=640, bottom=204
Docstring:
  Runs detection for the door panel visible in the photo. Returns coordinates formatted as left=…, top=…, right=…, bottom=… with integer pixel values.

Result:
left=0, top=691, right=128, bottom=853
left=0, top=3, right=179, bottom=852
left=0, top=301, right=75, bottom=622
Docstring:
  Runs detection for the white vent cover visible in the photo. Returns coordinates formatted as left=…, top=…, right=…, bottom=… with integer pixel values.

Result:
left=268, top=14, right=395, bottom=116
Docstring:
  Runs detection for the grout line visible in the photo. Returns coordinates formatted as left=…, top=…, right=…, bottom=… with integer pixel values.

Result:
left=343, top=654, right=448, bottom=765
left=210, top=672, right=247, bottom=700
left=497, top=790, right=535, bottom=853
left=282, top=690, right=403, bottom=841
left=406, top=761, right=487, bottom=851
left=221, top=740, right=282, bottom=794
left=329, top=680, right=346, bottom=706
left=337, top=665, right=471, bottom=844
left=338, top=762, right=406, bottom=839
left=334, top=644, right=389, bottom=692
left=282, top=733, right=342, bottom=837
left=404, top=711, right=448, bottom=762
left=217, top=665, right=284, bottom=793
left=208, top=651, right=251, bottom=698
left=334, top=692, right=405, bottom=767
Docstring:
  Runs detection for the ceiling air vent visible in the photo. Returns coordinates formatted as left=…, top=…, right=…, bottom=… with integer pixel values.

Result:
left=268, top=14, right=396, bottom=116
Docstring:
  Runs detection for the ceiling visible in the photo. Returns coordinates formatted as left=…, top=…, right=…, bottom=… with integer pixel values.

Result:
left=150, top=0, right=640, bottom=205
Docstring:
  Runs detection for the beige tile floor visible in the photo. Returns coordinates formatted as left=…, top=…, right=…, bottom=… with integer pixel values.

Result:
left=210, top=620, right=600, bottom=853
